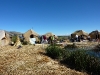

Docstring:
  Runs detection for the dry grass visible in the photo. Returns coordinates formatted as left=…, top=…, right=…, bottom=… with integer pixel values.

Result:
left=0, top=45, right=88, bottom=75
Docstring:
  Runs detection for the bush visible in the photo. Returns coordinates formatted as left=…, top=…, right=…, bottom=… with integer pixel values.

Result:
left=61, top=49, right=72, bottom=60
left=45, top=45, right=63, bottom=59
left=86, top=56, right=100, bottom=75
left=45, top=44, right=100, bottom=75
left=63, top=50, right=87, bottom=69
left=62, top=49, right=100, bottom=75
left=72, top=50, right=88, bottom=70
left=11, top=35, right=17, bottom=43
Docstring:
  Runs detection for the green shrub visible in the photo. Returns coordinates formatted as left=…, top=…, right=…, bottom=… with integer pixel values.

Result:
left=72, top=50, right=88, bottom=70
left=45, top=44, right=100, bottom=75
left=86, top=56, right=100, bottom=75
left=62, top=49, right=100, bottom=75
left=62, top=50, right=87, bottom=69
left=45, top=45, right=63, bottom=59
left=61, top=49, right=72, bottom=60
left=11, top=35, right=17, bottom=43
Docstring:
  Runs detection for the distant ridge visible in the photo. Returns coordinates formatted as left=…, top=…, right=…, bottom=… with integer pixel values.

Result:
left=5, top=31, right=23, bottom=36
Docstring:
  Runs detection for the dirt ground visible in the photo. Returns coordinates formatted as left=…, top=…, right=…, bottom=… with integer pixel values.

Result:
left=0, top=45, right=88, bottom=75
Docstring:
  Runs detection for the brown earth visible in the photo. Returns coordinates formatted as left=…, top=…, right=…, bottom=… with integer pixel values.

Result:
left=0, top=45, right=88, bottom=75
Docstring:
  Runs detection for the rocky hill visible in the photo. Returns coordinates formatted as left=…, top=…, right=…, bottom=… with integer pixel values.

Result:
left=6, top=31, right=23, bottom=36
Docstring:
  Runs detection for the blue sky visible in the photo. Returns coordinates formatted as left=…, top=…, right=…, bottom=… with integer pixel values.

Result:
left=0, top=0, right=100, bottom=35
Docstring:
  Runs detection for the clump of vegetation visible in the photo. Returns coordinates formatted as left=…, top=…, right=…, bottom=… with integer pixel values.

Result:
left=86, top=56, right=100, bottom=75
left=45, top=45, right=100, bottom=75
left=63, top=50, right=88, bottom=69
left=45, top=44, right=63, bottom=59
left=62, top=50, right=100, bottom=75
left=11, top=35, right=17, bottom=43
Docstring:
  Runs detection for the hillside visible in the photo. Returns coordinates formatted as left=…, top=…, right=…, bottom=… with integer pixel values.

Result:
left=5, top=31, right=23, bottom=37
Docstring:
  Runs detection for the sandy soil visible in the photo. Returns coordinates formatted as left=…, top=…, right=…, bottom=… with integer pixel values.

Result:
left=0, top=45, right=88, bottom=75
